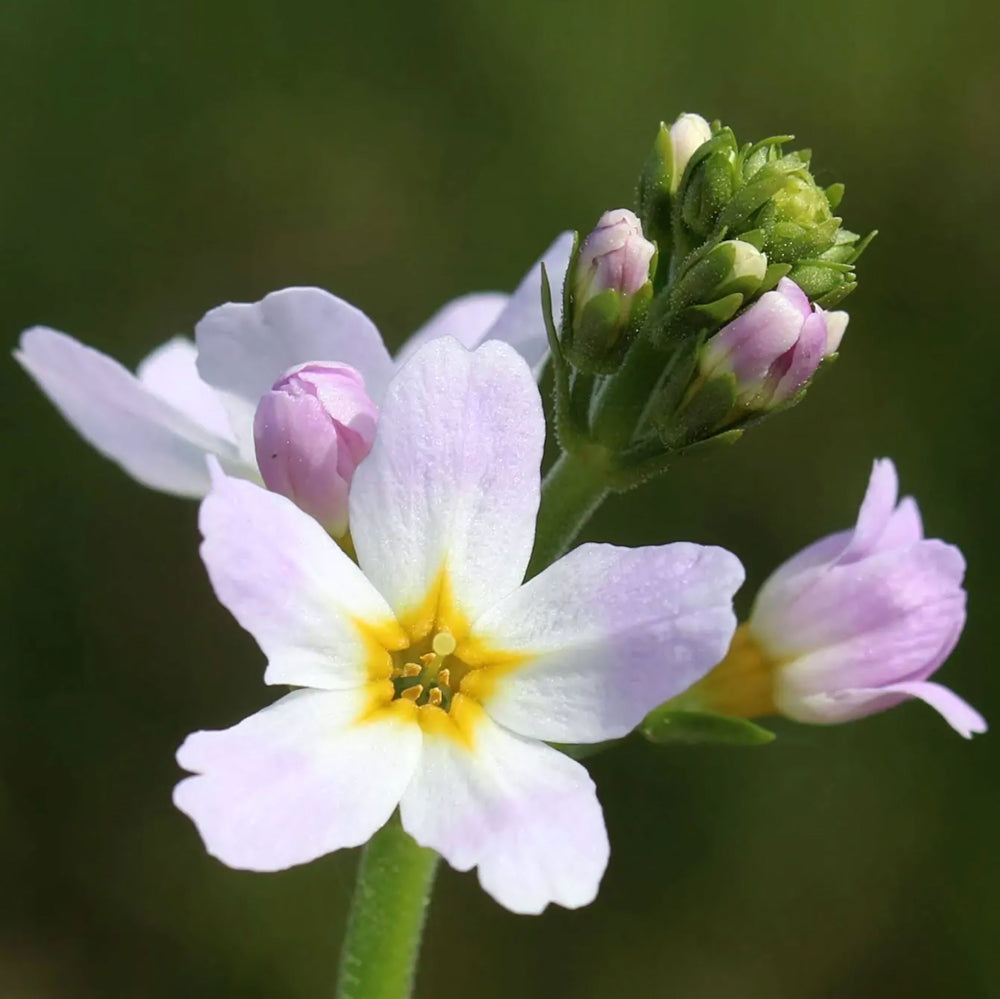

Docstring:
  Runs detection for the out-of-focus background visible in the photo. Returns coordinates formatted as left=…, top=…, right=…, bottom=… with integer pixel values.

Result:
left=2, top=0, right=996, bottom=995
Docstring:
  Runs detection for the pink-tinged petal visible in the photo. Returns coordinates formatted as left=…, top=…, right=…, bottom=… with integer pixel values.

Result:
left=395, top=293, right=509, bottom=366
left=754, top=478, right=926, bottom=616
left=880, top=681, right=986, bottom=738
left=195, top=288, right=394, bottom=454
left=482, top=232, right=575, bottom=372
left=774, top=585, right=965, bottom=699
left=754, top=529, right=852, bottom=599
left=200, top=469, right=404, bottom=689
left=839, top=458, right=899, bottom=564
left=754, top=540, right=965, bottom=660
left=15, top=327, right=240, bottom=496
left=787, top=680, right=986, bottom=738
left=873, top=496, right=924, bottom=552
left=702, top=289, right=803, bottom=382
left=350, top=338, right=543, bottom=625
left=400, top=704, right=608, bottom=913
left=469, top=543, right=743, bottom=743
left=770, top=311, right=827, bottom=402
left=174, top=689, right=421, bottom=871
left=136, top=337, right=235, bottom=442
left=776, top=277, right=812, bottom=319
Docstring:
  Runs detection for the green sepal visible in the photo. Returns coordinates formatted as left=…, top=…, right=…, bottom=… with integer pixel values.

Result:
left=679, top=292, right=744, bottom=330
left=641, top=707, right=776, bottom=746
left=566, top=282, right=652, bottom=375
left=637, top=122, right=674, bottom=246
left=658, top=371, right=737, bottom=448
left=813, top=283, right=856, bottom=309
left=825, top=182, right=845, bottom=210
left=758, top=261, right=793, bottom=294
left=680, top=131, right=739, bottom=239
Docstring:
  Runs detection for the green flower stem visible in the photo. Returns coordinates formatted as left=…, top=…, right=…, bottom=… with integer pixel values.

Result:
left=336, top=818, right=439, bottom=999
left=589, top=335, right=669, bottom=451
left=528, top=448, right=611, bottom=577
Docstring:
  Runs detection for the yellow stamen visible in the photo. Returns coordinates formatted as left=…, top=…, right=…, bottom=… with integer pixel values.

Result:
left=427, top=687, right=443, bottom=707
left=400, top=684, right=424, bottom=702
left=437, top=668, right=451, bottom=689
left=402, top=662, right=422, bottom=678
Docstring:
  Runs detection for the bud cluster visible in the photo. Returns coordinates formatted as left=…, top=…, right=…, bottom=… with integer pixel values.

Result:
left=544, top=111, right=872, bottom=485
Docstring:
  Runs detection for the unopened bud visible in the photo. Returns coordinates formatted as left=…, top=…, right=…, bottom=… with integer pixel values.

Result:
left=574, top=209, right=655, bottom=307
left=668, top=113, right=712, bottom=191
left=253, top=362, right=378, bottom=536
left=565, top=210, right=656, bottom=373
left=700, top=277, right=847, bottom=408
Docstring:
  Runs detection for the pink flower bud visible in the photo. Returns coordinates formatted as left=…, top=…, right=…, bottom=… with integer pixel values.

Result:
left=669, top=112, right=712, bottom=190
left=700, top=277, right=848, bottom=408
left=253, top=362, right=378, bottom=536
left=573, top=209, right=655, bottom=308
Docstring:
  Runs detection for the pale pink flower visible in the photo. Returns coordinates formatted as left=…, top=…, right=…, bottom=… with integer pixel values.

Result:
left=693, top=459, right=984, bottom=737
left=175, top=337, right=743, bottom=913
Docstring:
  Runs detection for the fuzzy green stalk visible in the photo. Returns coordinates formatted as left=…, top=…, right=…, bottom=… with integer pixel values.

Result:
left=336, top=818, right=439, bottom=999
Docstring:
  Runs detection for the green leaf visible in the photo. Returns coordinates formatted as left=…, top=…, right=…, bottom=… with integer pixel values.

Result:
left=641, top=708, right=776, bottom=746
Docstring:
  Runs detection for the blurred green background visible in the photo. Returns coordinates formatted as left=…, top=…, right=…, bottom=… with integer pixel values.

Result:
left=2, top=0, right=997, bottom=995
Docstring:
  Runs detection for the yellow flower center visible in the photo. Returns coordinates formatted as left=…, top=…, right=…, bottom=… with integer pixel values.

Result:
left=353, top=569, right=528, bottom=746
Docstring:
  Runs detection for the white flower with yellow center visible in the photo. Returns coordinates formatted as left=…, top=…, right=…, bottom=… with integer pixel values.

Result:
left=174, top=337, right=743, bottom=913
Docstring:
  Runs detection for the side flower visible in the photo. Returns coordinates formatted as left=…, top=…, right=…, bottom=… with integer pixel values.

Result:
left=174, top=337, right=744, bottom=913
left=14, top=233, right=574, bottom=504
left=685, top=459, right=985, bottom=738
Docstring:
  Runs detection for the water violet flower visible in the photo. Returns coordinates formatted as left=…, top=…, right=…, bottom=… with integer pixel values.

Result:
left=174, top=337, right=744, bottom=913
left=688, top=459, right=984, bottom=737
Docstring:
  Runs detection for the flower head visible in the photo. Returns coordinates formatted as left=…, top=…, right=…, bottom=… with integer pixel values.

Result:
left=14, top=233, right=574, bottom=507
left=253, top=362, right=378, bottom=536
left=699, top=277, right=847, bottom=408
left=690, top=459, right=984, bottom=738
left=174, top=337, right=743, bottom=913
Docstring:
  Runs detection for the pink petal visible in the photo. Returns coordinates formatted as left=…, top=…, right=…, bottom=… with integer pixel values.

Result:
left=469, top=542, right=743, bottom=743
left=16, top=326, right=241, bottom=496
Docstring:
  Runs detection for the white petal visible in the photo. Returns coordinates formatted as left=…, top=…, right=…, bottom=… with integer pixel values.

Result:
left=482, top=232, right=575, bottom=372
left=15, top=326, right=238, bottom=496
left=466, top=543, right=744, bottom=742
left=175, top=688, right=421, bottom=871
left=195, top=287, right=394, bottom=455
left=395, top=293, right=509, bottom=366
left=350, top=338, right=544, bottom=628
left=400, top=701, right=608, bottom=913
left=200, top=469, right=406, bottom=689
left=136, top=336, right=235, bottom=441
